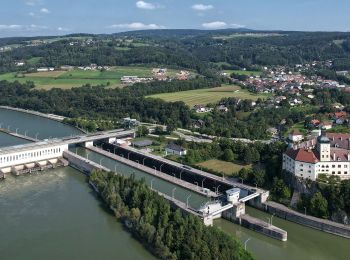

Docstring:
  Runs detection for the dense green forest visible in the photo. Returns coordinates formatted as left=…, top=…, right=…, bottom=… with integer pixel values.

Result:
left=89, top=170, right=253, bottom=259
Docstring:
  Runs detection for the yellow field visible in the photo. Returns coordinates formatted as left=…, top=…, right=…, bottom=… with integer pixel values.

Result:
left=147, top=85, right=270, bottom=107
left=25, top=70, right=66, bottom=78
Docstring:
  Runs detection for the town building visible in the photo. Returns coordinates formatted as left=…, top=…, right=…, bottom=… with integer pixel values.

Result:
left=165, top=143, right=187, bottom=156
left=288, top=129, right=304, bottom=143
left=283, top=129, right=350, bottom=181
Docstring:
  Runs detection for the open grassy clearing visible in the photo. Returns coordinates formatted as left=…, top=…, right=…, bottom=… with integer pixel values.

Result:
left=0, top=66, right=183, bottom=90
left=213, top=33, right=283, bottom=40
left=147, top=85, right=270, bottom=107
left=224, top=70, right=262, bottom=76
left=197, top=159, right=252, bottom=176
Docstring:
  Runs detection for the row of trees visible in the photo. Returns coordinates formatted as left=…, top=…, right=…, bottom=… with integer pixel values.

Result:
left=297, top=176, right=350, bottom=223
left=89, top=170, right=253, bottom=259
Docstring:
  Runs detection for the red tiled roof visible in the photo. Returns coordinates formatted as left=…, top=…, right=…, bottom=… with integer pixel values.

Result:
left=310, top=119, right=320, bottom=125
left=334, top=111, right=347, bottom=119
left=285, top=148, right=319, bottom=163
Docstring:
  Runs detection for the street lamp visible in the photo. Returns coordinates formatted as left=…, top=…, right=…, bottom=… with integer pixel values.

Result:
left=244, top=238, right=251, bottom=251
left=160, top=164, right=164, bottom=172
left=25, top=130, right=29, bottom=136
left=151, top=178, right=155, bottom=190
left=35, top=132, right=39, bottom=139
left=186, top=194, right=191, bottom=208
left=86, top=153, right=89, bottom=160
left=172, top=187, right=176, bottom=200
left=7, top=125, right=10, bottom=131
left=172, top=173, right=176, bottom=179
left=100, top=158, right=104, bottom=165
left=114, top=164, right=118, bottom=172
left=271, top=213, right=275, bottom=225
left=215, top=185, right=221, bottom=194
left=201, top=178, right=206, bottom=188
left=127, top=152, right=131, bottom=160
left=153, top=166, right=157, bottom=174
left=143, top=157, right=146, bottom=165
left=15, top=128, right=19, bottom=134
left=194, top=181, right=199, bottom=190
left=266, top=217, right=271, bottom=226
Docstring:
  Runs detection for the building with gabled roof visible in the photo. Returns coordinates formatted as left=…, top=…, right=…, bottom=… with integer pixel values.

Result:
left=283, top=128, right=350, bottom=181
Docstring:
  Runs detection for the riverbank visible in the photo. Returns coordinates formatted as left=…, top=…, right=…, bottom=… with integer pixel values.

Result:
left=0, top=106, right=66, bottom=122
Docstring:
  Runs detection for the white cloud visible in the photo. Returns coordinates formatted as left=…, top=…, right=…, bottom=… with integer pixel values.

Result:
left=57, top=27, right=70, bottom=32
left=0, top=25, right=23, bottom=30
left=192, top=4, right=213, bottom=11
left=136, top=1, right=156, bottom=10
left=25, top=0, right=41, bottom=6
left=40, top=8, right=50, bottom=14
left=108, top=22, right=165, bottom=30
left=202, top=21, right=227, bottom=29
left=0, top=24, right=48, bottom=31
left=231, top=23, right=246, bottom=28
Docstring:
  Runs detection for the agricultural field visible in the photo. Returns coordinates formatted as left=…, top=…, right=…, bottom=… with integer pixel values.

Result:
left=224, top=69, right=262, bottom=76
left=0, top=66, right=181, bottom=90
left=147, top=84, right=270, bottom=107
left=196, top=159, right=252, bottom=176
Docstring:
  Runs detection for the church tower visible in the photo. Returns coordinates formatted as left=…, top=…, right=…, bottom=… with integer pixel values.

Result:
left=317, top=127, right=330, bottom=161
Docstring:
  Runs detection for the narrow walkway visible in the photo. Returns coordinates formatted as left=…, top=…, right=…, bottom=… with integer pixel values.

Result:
left=0, top=129, right=38, bottom=142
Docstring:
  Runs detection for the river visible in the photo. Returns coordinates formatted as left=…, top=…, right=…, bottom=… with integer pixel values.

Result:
left=0, top=108, right=349, bottom=259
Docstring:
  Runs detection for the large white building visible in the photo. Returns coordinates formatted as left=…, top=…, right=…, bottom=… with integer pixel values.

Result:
left=283, top=129, right=350, bottom=181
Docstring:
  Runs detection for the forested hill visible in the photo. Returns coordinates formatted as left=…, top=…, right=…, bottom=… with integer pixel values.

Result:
left=2, top=30, right=350, bottom=74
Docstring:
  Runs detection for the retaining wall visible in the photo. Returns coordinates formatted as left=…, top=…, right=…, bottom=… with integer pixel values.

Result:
left=262, top=201, right=350, bottom=239
left=63, top=151, right=110, bottom=175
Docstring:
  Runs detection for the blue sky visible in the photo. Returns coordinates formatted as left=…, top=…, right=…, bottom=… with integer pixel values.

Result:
left=0, top=0, right=349, bottom=37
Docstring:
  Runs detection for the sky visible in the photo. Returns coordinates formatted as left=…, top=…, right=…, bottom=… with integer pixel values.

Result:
left=0, top=0, right=349, bottom=37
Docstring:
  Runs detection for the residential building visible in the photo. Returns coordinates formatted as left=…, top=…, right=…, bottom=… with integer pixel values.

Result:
left=283, top=129, right=350, bottom=181
left=288, top=129, right=304, bottom=143
left=165, top=143, right=187, bottom=156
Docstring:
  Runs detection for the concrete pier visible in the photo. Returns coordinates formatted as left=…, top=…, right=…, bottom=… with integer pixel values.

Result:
left=86, top=146, right=219, bottom=198
left=0, top=106, right=66, bottom=122
left=0, top=129, right=38, bottom=142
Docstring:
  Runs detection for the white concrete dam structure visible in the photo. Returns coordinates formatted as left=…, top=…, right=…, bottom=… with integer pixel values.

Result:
left=0, top=142, right=68, bottom=171
left=0, top=129, right=135, bottom=173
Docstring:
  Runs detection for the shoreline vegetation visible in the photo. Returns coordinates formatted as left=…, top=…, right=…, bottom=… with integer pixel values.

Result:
left=89, top=170, right=253, bottom=260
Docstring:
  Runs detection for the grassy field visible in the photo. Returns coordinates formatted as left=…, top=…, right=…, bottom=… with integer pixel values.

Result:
left=0, top=66, right=181, bottom=90
left=147, top=85, right=270, bottom=107
left=224, top=70, right=262, bottom=76
left=197, top=159, right=251, bottom=176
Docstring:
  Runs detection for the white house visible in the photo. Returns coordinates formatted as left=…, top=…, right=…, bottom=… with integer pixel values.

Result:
left=288, top=129, right=304, bottom=143
left=165, top=143, right=187, bottom=156
left=283, top=129, right=350, bottom=181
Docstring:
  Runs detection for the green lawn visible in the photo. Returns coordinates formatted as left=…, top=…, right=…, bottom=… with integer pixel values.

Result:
left=0, top=66, right=182, bottom=90
left=147, top=85, right=270, bottom=107
left=224, top=70, right=262, bottom=76
left=197, top=159, right=252, bottom=176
